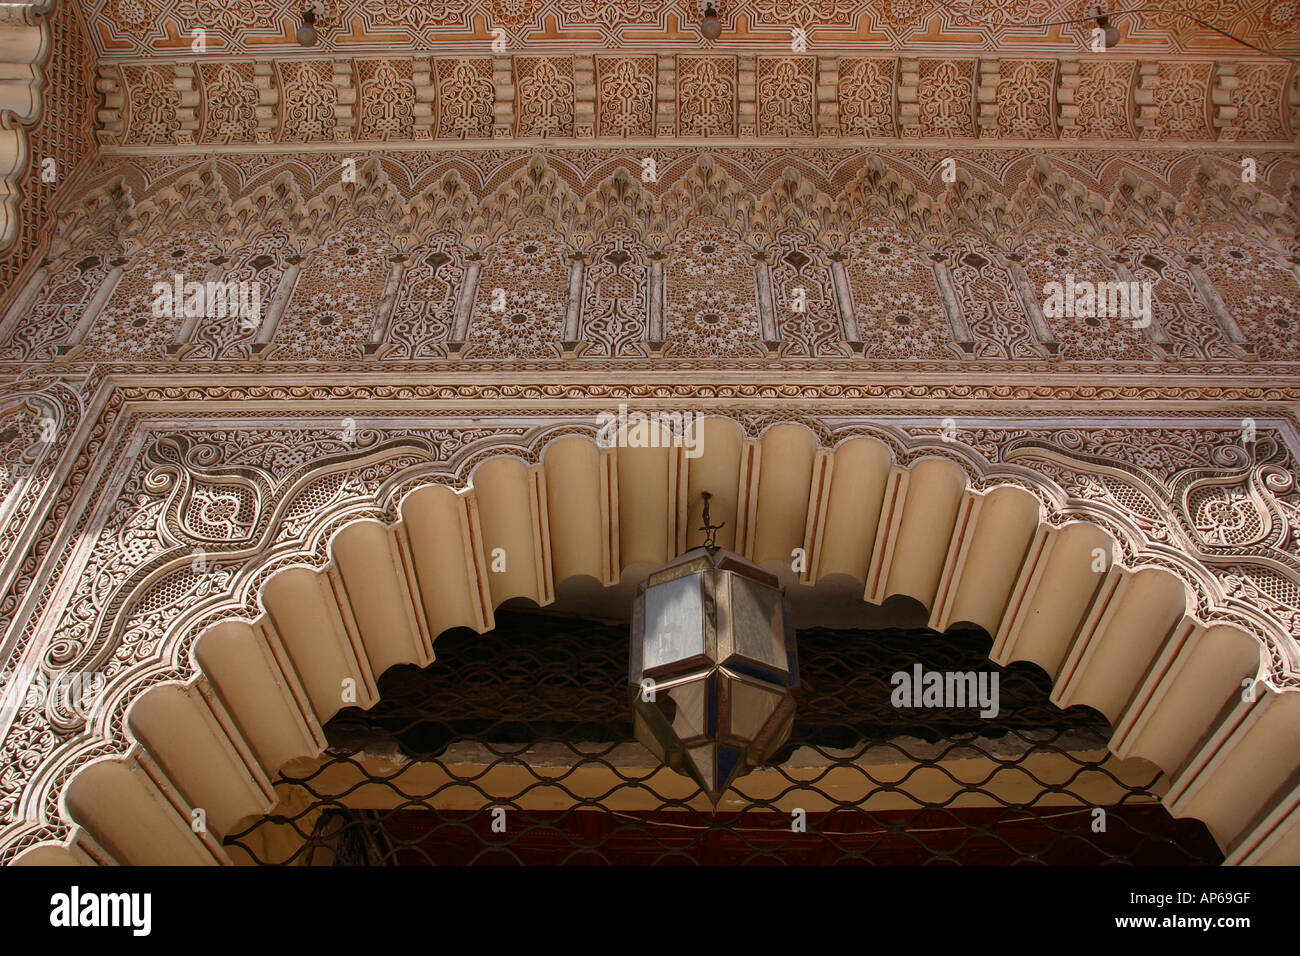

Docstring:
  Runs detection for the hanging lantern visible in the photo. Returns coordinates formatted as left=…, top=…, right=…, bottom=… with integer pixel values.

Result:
left=629, top=496, right=798, bottom=802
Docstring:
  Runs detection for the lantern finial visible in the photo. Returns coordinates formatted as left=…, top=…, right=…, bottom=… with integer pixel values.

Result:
left=699, top=491, right=725, bottom=551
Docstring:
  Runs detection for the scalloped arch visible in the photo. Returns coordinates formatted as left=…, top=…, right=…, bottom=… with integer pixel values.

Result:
left=9, top=418, right=1300, bottom=866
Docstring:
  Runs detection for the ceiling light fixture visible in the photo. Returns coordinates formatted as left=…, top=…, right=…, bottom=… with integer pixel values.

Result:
left=629, top=493, right=798, bottom=803
left=700, top=4, right=722, bottom=41
left=295, top=7, right=319, bottom=46
left=1094, top=7, right=1120, bottom=49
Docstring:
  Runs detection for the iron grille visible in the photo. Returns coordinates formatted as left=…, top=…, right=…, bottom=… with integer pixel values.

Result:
left=224, top=611, right=1222, bottom=865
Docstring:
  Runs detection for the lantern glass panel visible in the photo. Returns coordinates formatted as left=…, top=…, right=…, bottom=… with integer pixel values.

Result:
left=668, top=678, right=708, bottom=741
left=728, top=574, right=788, bottom=674
left=729, top=679, right=783, bottom=740
left=687, top=744, right=716, bottom=793
left=642, top=573, right=704, bottom=672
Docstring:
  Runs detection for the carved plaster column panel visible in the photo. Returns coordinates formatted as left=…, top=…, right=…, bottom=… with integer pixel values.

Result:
left=411, top=58, right=436, bottom=139
left=837, top=57, right=897, bottom=137
left=983, top=59, right=1057, bottom=140
left=446, top=255, right=483, bottom=354
left=1214, top=63, right=1294, bottom=141
left=251, top=259, right=301, bottom=357
left=756, top=56, right=815, bottom=138
left=656, top=54, right=675, bottom=138
left=0, top=264, right=45, bottom=340
left=1136, top=61, right=1215, bottom=141
left=752, top=256, right=779, bottom=356
left=596, top=55, right=655, bottom=138
left=1060, top=60, right=1137, bottom=140
left=332, top=59, right=356, bottom=141
left=1185, top=261, right=1254, bottom=357
left=253, top=62, right=277, bottom=143
left=816, top=56, right=837, bottom=136
left=561, top=254, right=584, bottom=355
left=977, top=58, right=999, bottom=139
left=646, top=255, right=666, bottom=354
left=52, top=257, right=124, bottom=359
left=828, top=255, right=861, bottom=352
left=931, top=259, right=975, bottom=357
left=1112, top=259, right=1173, bottom=356
left=275, top=61, right=340, bottom=144
left=573, top=54, right=595, bottom=138
left=365, top=257, right=407, bottom=358
left=92, top=65, right=126, bottom=146
left=1005, top=258, right=1059, bottom=355
left=354, top=58, right=416, bottom=142
left=737, top=54, right=756, bottom=138
left=897, top=58, right=920, bottom=135
left=492, top=55, right=514, bottom=139
left=172, top=63, right=200, bottom=143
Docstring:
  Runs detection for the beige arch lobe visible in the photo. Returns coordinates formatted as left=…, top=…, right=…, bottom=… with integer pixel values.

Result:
left=751, top=423, right=817, bottom=566
left=931, top=485, right=1041, bottom=635
left=882, top=457, right=967, bottom=609
left=993, top=521, right=1115, bottom=678
left=685, top=417, right=743, bottom=553
left=811, top=436, right=892, bottom=585
left=543, top=435, right=617, bottom=587
left=399, top=484, right=492, bottom=636
left=195, top=619, right=326, bottom=777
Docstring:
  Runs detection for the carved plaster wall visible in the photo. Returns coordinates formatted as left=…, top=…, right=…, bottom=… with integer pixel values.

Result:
left=1, top=2, right=1299, bottom=865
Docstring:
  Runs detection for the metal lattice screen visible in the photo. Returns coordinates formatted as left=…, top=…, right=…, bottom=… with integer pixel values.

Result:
left=225, top=611, right=1223, bottom=865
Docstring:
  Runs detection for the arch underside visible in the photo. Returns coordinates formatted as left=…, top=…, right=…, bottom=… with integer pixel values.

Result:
left=1, top=398, right=1299, bottom=866
left=228, top=616, right=1224, bottom=866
